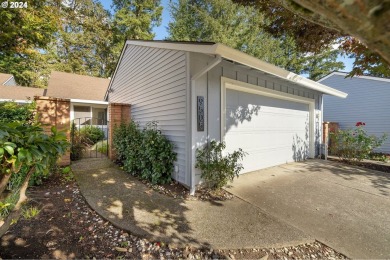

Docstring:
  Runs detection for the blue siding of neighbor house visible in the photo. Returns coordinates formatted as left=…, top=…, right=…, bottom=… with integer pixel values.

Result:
left=322, top=74, right=390, bottom=153
left=108, top=44, right=189, bottom=186
left=3, top=76, right=16, bottom=86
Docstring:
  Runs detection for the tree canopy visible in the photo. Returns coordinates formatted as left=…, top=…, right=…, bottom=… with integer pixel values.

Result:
left=168, top=0, right=344, bottom=80
left=0, top=0, right=163, bottom=87
left=234, top=0, right=390, bottom=77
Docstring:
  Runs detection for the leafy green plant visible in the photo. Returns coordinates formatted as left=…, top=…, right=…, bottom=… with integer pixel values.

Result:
left=91, top=140, right=108, bottom=154
left=113, top=121, right=177, bottom=184
left=113, top=121, right=142, bottom=171
left=22, top=206, right=40, bottom=219
left=368, top=152, right=389, bottom=162
left=330, top=122, right=387, bottom=162
left=0, top=101, right=36, bottom=124
left=70, top=123, right=87, bottom=161
left=0, top=122, right=69, bottom=236
left=62, top=166, right=74, bottom=181
left=80, top=125, right=105, bottom=144
left=196, top=140, right=247, bottom=190
left=138, top=122, right=177, bottom=184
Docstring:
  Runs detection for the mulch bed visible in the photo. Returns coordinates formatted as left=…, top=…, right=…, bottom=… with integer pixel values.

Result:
left=141, top=180, right=234, bottom=201
left=328, top=156, right=390, bottom=173
left=1, top=174, right=348, bottom=259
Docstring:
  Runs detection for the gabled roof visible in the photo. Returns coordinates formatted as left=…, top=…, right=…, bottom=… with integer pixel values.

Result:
left=0, top=85, right=45, bottom=101
left=47, top=71, right=110, bottom=101
left=0, top=73, right=15, bottom=85
left=318, top=71, right=390, bottom=83
left=107, top=40, right=347, bottom=99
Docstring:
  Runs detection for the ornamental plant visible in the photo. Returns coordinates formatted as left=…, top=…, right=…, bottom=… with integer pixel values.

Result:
left=0, top=101, right=36, bottom=124
left=113, top=121, right=142, bottom=170
left=138, top=122, right=177, bottom=184
left=195, top=140, right=247, bottom=190
left=113, top=121, right=176, bottom=184
left=0, top=123, right=68, bottom=236
left=80, top=125, right=105, bottom=144
left=330, top=122, right=387, bottom=162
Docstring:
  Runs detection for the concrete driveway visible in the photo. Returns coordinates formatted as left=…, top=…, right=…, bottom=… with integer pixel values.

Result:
left=226, top=159, right=390, bottom=259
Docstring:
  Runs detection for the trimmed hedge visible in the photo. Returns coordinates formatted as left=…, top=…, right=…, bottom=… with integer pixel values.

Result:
left=113, top=121, right=176, bottom=184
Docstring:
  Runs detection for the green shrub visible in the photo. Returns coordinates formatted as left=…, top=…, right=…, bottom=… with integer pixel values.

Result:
left=113, top=121, right=142, bottom=170
left=92, top=140, right=108, bottom=154
left=0, top=101, right=36, bottom=124
left=0, top=123, right=68, bottom=226
left=70, top=123, right=87, bottom=161
left=330, top=123, right=387, bottom=162
left=113, top=121, right=176, bottom=184
left=80, top=125, right=105, bottom=144
left=138, top=122, right=177, bottom=184
left=368, top=152, right=389, bottom=162
left=195, top=140, right=247, bottom=190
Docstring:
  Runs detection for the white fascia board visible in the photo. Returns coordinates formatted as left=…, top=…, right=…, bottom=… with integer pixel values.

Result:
left=121, top=41, right=348, bottom=98
left=0, top=99, right=30, bottom=103
left=125, top=40, right=217, bottom=55
left=317, top=71, right=344, bottom=82
left=2, top=76, right=14, bottom=85
left=70, top=99, right=109, bottom=105
left=319, top=71, right=390, bottom=83
left=104, top=43, right=128, bottom=101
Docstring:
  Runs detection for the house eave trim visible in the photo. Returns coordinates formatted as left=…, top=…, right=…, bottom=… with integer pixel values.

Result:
left=123, top=41, right=347, bottom=98
left=70, top=99, right=109, bottom=105
left=2, top=76, right=14, bottom=85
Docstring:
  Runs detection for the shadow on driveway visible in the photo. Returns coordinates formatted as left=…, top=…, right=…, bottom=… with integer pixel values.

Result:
left=72, top=158, right=311, bottom=250
left=226, top=159, right=390, bottom=259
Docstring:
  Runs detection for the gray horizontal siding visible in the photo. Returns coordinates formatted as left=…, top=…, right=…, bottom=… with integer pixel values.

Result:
left=191, top=52, right=324, bottom=184
left=323, top=74, right=390, bottom=152
left=108, top=45, right=188, bottom=185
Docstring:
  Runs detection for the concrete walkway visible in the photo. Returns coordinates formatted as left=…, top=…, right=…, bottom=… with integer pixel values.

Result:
left=226, top=159, right=390, bottom=259
left=72, top=158, right=311, bottom=249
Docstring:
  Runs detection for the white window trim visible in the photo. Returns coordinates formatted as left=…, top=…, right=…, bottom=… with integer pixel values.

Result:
left=220, top=76, right=316, bottom=158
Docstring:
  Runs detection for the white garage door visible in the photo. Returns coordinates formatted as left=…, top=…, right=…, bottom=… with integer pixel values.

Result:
left=225, top=88, right=310, bottom=173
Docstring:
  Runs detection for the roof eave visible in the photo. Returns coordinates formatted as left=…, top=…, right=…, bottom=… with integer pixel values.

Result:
left=115, top=41, right=348, bottom=99
left=214, top=44, right=348, bottom=98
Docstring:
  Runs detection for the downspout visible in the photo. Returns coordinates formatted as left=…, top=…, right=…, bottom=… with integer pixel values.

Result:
left=190, top=55, right=222, bottom=196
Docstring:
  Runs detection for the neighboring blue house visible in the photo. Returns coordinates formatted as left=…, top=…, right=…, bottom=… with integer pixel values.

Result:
left=0, top=73, right=17, bottom=86
left=319, top=71, right=390, bottom=153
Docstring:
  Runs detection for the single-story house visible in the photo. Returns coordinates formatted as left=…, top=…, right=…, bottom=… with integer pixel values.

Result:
left=0, top=85, right=45, bottom=103
left=319, top=71, right=390, bottom=153
left=47, top=71, right=110, bottom=125
left=0, top=73, right=17, bottom=86
left=106, top=40, right=347, bottom=191
left=0, top=71, right=110, bottom=135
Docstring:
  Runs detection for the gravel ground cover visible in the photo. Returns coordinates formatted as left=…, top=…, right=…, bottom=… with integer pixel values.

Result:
left=0, top=174, right=348, bottom=259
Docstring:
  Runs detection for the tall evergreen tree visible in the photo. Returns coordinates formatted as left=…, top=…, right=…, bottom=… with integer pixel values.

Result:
left=111, top=0, right=163, bottom=57
left=50, top=0, right=116, bottom=78
left=168, top=0, right=344, bottom=79
left=0, top=0, right=61, bottom=87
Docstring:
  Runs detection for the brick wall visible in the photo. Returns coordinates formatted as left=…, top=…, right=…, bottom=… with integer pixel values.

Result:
left=108, top=103, right=131, bottom=160
left=35, top=96, right=71, bottom=166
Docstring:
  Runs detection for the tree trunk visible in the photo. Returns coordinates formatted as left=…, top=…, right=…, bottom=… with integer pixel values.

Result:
left=0, top=167, right=34, bottom=237
left=0, top=173, right=12, bottom=195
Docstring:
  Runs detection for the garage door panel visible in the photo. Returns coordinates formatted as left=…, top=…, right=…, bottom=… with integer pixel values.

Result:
left=225, top=89, right=309, bottom=174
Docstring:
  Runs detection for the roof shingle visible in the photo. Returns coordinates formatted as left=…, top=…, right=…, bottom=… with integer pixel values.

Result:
left=0, top=85, right=44, bottom=100
left=47, top=71, right=110, bottom=101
